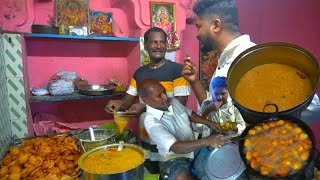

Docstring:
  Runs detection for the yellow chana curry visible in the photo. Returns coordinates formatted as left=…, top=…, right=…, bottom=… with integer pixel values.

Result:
left=235, top=63, right=312, bottom=112
left=244, top=120, right=312, bottom=177
left=83, top=148, right=144, bottom=174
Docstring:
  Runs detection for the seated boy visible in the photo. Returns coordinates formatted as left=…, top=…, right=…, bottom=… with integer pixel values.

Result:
left=197, top=76, right=246, bottom=137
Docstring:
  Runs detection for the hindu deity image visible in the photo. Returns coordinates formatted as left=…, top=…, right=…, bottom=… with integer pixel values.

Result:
left=89, top=11, right=114, bottom=36
left=166, top=31, right=180, bottom=51
left=56, top=0, right=88, bottom=34
left=151, top=4, right=175, bottom=34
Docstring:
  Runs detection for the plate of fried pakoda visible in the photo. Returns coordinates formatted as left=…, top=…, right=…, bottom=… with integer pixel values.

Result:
left=0, top=134, right=81, bottom=180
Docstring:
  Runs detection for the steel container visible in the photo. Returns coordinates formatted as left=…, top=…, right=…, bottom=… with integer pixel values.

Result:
left=77, top=128, right=115, bottom=153
left=77, top=84, right=115, bottom=96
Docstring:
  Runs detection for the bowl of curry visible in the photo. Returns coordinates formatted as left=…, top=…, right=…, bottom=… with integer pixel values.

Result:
left=78, top=143, right=146, bottom=179
left=227, top=42, right=320, bottom=123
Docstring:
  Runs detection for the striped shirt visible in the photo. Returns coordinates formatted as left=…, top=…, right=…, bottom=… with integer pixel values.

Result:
left=126, top=60, right=190, bottom=98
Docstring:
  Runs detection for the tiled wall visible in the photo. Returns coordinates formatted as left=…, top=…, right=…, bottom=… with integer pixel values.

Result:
left=0, top=34, right=12, bottom=158
left=2, top=33, right=28, bottom=139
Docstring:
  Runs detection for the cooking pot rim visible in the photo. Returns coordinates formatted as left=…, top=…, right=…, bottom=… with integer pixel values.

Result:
left=78, top=128, right=115, bottom=142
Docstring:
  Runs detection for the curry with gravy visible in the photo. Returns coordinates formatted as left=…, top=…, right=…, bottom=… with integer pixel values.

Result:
left=235, top=63, right=312, bottom=112
left=83, top=147, right=144, bottom=174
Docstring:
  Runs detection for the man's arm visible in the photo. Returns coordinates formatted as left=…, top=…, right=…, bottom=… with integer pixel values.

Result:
left=105, top=93, right=136, bottom=113
left=190, top=80, right=207, bottom=105
left=119, top=93, right=136, bottom=110
left=190, top=112, right=222, bottom=133
left=170, top=134, right=229, bottom=154
left=182, top=60, right=207, bottom=104
left=175, top=96, right=188, bottom=106
left=189, top=112, right=211, bottom=125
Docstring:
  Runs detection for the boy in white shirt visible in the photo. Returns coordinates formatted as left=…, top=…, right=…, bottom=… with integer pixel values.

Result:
left=197, top=76, right=246, bottom=137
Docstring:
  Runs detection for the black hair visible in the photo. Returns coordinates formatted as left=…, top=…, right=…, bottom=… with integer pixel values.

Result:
left=211, top=76, right=227, bottom=90
left=143, top=27, right=167, bottom=43
left=193, top=0, right=239, bottom=33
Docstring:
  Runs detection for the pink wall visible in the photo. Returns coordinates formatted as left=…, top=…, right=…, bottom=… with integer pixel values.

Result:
left=237, top=0, right=320, bottom=95
left=25, top=38, right=137, bottom=87
left=181, top=24, right=199, bottom=111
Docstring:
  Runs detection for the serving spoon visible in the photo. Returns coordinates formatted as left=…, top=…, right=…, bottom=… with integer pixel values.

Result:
left=117, top=141, right=124, bottom=151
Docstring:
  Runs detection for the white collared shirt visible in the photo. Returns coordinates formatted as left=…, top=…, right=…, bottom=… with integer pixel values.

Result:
left=144, top=99, right=195, bottom=161
left=210, top=35, right=256, bottom=92
left=197, top=97, right=246, bottom=138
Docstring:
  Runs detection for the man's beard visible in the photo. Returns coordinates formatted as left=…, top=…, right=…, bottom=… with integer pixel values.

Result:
left=201, top=43, right=213, bottom=53
left=200, top=33, right=215, bottom=53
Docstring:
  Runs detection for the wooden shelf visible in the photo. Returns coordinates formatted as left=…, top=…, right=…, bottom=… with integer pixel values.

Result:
left=30, top=91, right=125, bottom=103
left=24, top=33, right=140, bottom=42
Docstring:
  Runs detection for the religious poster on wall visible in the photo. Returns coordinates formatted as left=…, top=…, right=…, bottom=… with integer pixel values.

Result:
left=150, top=2, right=180, bottom=51
left=150, top=2, right=176, bottom=34
left=199, top=50, right=218, bottom=91
left=56, top=0, right=89, bottom=34
left=89, top=11, right=114, bottom=36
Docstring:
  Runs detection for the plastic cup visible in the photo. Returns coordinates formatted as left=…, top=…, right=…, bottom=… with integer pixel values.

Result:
left=114, top=113, right=129, bottom=134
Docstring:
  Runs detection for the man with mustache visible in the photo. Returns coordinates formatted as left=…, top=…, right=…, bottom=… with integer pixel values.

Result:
left=105, top=27, right=190, bottom=173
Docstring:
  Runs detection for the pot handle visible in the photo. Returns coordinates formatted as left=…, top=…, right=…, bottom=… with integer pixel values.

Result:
left=312, top=147, right=320, bottom=160
left=314, top=148, right=320, bottom=170
left=263, top=103, right=279, bottom=114
left=80, top=140, right=87, bottom=153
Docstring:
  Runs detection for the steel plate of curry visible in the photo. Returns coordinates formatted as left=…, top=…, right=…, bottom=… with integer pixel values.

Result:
left=82, top=147, right=144, bottom=174
left=235, top=63, right=313, bottom=112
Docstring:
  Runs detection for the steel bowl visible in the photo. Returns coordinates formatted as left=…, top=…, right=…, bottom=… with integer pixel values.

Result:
left=77, top=84, right=115, bottom=96
left=77, top=128, right=115, bottom=153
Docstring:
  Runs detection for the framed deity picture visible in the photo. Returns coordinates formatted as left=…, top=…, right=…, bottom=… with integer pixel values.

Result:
left=89, top=11, right=114, bottom=36
left=56, top=0, right=89, bottom=34
left=150, top=2, right=176, bottom=34
left=199, top=50, right=218, bottom=91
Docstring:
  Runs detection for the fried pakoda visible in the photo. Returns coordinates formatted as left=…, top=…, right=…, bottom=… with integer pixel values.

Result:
left=1, top=134, right=81, bottom=180
left=0, top=166, right=9, bottom=178
left=243, top=120, right=312, bottom=178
